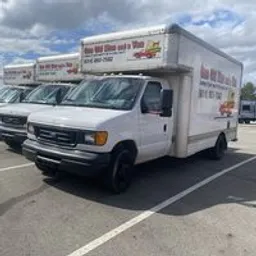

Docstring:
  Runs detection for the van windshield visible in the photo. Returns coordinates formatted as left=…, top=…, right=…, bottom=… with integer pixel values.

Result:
left=61, top=77, right=143, bottom=110
left=22, top=84, right=71, bottom=105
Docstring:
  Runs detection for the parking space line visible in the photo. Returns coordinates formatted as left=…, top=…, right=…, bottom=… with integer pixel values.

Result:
left=0, top=163, right=34, bottom=173
left=67, top=156, right=256, bottom=256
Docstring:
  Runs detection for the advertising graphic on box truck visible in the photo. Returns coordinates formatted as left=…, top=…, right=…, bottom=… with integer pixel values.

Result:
left=36, top=53, right=83, bottom=82
left=0, top=53, right=81, bottom=149
left=199, top=64, right=238, bottom=119
left=22, top=24, right=243, bottom=194
left=3, top=63, right=37, bottom=85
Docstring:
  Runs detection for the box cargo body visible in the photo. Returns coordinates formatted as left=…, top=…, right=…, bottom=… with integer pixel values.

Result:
left=23, top=23, right=243, bottom=193
left=239, top=100, right=256, bottom=123
left=80, top=24, right=243, bottom=158
left=3, top=63, right=37, bottom=85
left=36, top=53, right=83, bottom=82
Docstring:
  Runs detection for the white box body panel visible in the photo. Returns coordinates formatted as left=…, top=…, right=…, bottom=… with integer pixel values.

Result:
left=3, top=63, right=36, bottom=85
left=81, top=33, right=169, bottom=73
left=178, top=34, right=242, bottom=137
left=36, top=53, right=84, bottom=82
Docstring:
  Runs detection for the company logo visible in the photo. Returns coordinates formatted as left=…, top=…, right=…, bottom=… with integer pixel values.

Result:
left=49, top=131, right=57, bottom=138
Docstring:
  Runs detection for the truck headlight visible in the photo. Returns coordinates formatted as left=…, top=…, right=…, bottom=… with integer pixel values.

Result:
left=84, top=131, right=108, bottom=146
left=27, top=123, right=35, bottom=134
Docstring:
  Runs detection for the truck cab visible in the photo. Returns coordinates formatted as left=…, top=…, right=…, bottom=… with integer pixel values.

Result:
left=0, top=82, right=75, bottom=148
left=23, top=75, right=173, bottom=191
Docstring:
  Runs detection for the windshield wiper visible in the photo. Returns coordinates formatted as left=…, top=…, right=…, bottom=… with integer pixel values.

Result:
left=60, top=98, right=74, bottom=105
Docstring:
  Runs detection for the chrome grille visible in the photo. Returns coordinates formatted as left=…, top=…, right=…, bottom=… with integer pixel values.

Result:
left=1, top=115, right=27, bottom=126
left=35, top=126, right=77, bottom=146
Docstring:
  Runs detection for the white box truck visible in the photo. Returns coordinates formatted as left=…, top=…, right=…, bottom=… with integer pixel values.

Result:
left=1, top=63, right=39, bottom=107
left=22, top=24, right=243, bottom=193
left=0, top=53, right=83, bottom=148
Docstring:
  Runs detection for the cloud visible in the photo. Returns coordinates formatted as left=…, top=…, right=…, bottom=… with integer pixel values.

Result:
left=0, top=0, right=256, bottom=83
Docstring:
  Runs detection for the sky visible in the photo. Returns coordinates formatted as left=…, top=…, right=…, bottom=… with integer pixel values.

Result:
left=0, top=0, right=255, bottom=84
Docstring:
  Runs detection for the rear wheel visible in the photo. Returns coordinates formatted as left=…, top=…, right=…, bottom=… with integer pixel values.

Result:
left=244, top=120, right=250, bottom=124
left=104, top=148, right=134, bottom=194
left=207, top=134, right=227, bottom=160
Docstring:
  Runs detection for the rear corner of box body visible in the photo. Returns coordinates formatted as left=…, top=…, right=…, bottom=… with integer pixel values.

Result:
left=174, top=32, right=243, bottom=157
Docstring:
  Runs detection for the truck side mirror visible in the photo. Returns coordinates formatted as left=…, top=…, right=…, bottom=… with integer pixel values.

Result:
left=160, top=89, right=173, bottom=117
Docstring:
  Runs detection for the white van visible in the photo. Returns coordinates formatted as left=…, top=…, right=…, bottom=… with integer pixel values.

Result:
left=22, top=24, right=243, bottom=193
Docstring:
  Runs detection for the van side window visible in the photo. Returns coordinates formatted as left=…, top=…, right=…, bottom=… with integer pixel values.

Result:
left=141, top=81, right=162, bottom=113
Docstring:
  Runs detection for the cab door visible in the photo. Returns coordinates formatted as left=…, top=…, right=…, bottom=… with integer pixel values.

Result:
left=138, top=80, right=172, bottom=163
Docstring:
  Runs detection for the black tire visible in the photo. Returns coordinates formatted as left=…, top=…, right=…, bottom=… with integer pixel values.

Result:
left=207, top=135, right=227, bottom=160
left=5, top=140, right=21, bottom=150
left=35, top=161, right=61, bottom=181
left=244, top=120, right=250, bottom=124
left=104, top=148, right=134, bottom=194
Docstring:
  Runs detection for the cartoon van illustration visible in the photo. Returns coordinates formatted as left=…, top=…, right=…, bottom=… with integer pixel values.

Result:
left=133, top=41, right=161, bottom=59
left=219, top=90, right=235, bottom=116
left=67, top=63, right=79, bottom=74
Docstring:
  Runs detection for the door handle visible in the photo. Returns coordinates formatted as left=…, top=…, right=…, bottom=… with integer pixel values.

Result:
left=163, top=124, right=167, bottom=132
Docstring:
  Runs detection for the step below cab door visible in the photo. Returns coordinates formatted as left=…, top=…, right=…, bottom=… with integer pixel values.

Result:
left=138, top=80, right=173, bottom=163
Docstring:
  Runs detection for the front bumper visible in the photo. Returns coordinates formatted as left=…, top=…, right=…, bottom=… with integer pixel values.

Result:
left=22, top=139, right=111, bottom=177
left=0, top=126, right=27, bottom=143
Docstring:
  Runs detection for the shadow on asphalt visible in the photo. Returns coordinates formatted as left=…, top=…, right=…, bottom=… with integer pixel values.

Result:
left=43, top=148, right=256, bottom=215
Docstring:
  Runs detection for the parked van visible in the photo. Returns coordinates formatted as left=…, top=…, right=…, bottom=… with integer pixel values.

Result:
left=239, top=100, right=256, bottom=124
left=23, top=24, right=243, bottom=193
left=0, top=53, right=83, bottom=148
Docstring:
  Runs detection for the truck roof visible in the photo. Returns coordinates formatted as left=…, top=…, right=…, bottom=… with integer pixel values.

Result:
left=81, top=23, right=242, bottom=67
left=37, top=53, right=79, bottom=62
left=4, top=63, right=35, bottom=69
left=92, top=74, right=156, bottom=80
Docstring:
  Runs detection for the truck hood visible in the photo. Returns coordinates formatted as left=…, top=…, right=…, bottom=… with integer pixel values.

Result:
left=0, top=103, right=8, bottom=107
left=0, top=103, right=54, bottom=117
left=28, top=106, right=130, bottom=129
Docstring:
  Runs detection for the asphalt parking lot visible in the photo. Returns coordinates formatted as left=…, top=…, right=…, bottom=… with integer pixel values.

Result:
left=1, top=124, right=256, bottom=256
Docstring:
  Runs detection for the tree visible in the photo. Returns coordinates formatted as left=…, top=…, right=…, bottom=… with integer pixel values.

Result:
left=241, top=82, right=256, bottom=100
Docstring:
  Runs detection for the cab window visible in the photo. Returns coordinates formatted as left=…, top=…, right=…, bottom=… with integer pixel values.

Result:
left=141, top=81, right=162, bottom=113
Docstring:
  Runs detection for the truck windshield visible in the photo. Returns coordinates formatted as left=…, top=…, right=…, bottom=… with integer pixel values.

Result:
left=0, top=87, right=8, bottom=96
left=22, top=84, right=71, bottom=105
left=0, top=87, right=24, bottom=103
left=61, top=77, right=143, bottom=110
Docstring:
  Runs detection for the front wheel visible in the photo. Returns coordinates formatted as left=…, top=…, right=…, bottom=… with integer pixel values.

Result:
left=104, top=149, right=134, bottom=194
left=35, top=161, right=62, bottom=181
left=4, top=140, right=21, bottom=150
